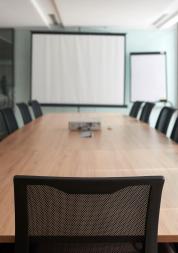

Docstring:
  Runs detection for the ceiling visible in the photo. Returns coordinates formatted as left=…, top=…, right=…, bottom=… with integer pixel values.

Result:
left=0, top=0, right=178, bottom=29
left=0, top=0, right=44, bottom=27
left=57, top=0, right=178, bottom=28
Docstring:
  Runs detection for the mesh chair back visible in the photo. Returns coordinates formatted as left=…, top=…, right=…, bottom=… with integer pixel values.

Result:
left=140, top=102, right=155, bottom=123
left=2, top=108, right=18, bottom=134
left=17, top=103, right=32, bottom=125
left=129, top=101, right=143, bottom=118
left=0, top=111, right=8, bottom=140
left=30, top=100, right=43, bottom=119
left=171, top=117, right=178, bottom=143
left=14, top=176, right=164, bottom=253
left=155, top=106, right=175, bottom=134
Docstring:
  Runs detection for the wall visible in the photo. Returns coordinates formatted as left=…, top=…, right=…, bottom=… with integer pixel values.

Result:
left=14, top=30, right=31, bottom=103
left=14, top=27, right=177, bottom=115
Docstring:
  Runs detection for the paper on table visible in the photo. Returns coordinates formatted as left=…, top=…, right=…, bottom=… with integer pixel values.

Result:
left=80, top=130, right=93, bottom=138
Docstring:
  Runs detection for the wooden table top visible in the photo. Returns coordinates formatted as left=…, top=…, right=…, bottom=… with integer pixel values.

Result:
left=1, top=113, right=178, bottom=243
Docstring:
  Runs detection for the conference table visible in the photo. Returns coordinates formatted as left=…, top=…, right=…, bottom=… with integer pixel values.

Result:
left=1, top=112, right=178, bottom=244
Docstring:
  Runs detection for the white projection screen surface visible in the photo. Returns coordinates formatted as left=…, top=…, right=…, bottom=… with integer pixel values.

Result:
left=32, top=33, right=125, bottom=105
left=131, top=53, right=167, bottom=102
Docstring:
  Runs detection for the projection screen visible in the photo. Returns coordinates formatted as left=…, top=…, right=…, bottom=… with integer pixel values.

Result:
left=130, top=52, right=167, bottom=102
left=32, top=33, right=125, bottom=106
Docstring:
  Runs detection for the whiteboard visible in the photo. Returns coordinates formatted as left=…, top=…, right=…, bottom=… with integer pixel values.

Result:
left=32, top=33, right=125, bottom=106
left=130, top=53, right=167, bottom=102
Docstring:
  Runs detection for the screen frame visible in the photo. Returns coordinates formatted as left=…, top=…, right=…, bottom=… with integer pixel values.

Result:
left=30, top=31, right=127, bottom=108
left=129, top=51, right=168, bottom=103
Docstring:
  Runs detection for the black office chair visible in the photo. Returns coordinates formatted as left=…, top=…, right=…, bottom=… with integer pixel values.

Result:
left=155, top=106, right=175, bottom=134
left=140, top=102, right=155, bottom=123
left=29, top=100, right=43, bottom=119
left=170, top=117, right=178, bottom=143
left=17, top=103, right=32, bottom=125
left=129, top=101, right=143, bottom=118
left=173, top=244, right=178, bottom=252
left=14, top=175, right=164, bottom=253
left=0, top=111, right=9, bottom=140
left=1, top=107, right=18, bottom=134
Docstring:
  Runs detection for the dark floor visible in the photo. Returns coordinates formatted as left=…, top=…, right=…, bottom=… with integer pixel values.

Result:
left=0, top=243, right=177, bottom=253
left=0, top=243, right=15, bottom=253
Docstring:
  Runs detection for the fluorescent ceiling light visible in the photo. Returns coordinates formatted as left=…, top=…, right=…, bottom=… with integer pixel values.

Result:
left=152, top=13, right=168, bottom=27
left=161, top=15, right=178, bottom=28
left=30, top=0, right=50, bottom=27
left=158, top=11, right=178, bottom=29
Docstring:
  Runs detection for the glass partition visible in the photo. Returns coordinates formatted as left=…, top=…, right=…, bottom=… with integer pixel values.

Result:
left=0, top=29, right=14, bottom=108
